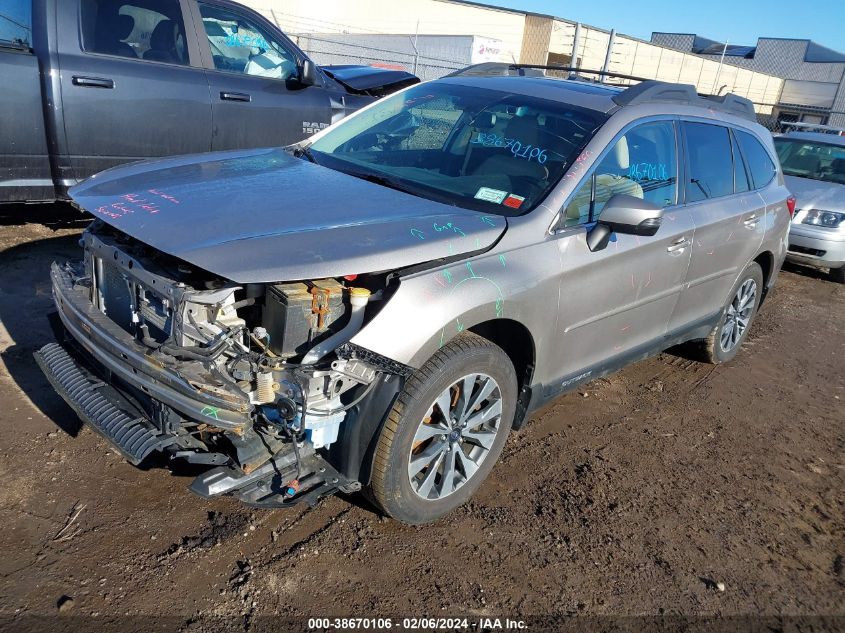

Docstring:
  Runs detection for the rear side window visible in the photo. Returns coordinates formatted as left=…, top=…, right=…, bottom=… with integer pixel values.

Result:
left=735, top=130, right=776, bottom=189
left=0, top=0, right=31, bottom=48
left=80, top=0, right=189, bottom=65
left=683, top=122, right=734, bottom=203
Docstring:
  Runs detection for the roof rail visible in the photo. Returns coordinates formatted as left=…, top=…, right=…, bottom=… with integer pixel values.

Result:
left=446, top=63, right=758, bottom=122
left=612, top=81, right=756, bottom=121
left=445, top=62, right=545, bottom=78
left=446, top=63, right=649, bottom=83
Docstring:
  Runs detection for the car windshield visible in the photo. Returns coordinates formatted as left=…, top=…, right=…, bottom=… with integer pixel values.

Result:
left=307, top=81, right=606, bottom=215
left=775, top=137, right=845, bottom=185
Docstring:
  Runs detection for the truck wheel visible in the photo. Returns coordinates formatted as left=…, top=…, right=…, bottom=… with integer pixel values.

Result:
left=700, top=262, right=764, bottom=364
left=369, top=333, right=517, bottom=524
left=829, top=265, right=845, bottom=284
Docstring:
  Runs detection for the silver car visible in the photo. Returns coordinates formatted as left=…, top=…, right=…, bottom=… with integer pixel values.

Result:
left=775, top=131, right=845, bottom=283
left=36, top=68, right=791, bottom=524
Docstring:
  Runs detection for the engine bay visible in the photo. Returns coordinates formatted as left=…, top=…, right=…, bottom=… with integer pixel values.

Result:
left=72, top=222, right=402, bottom=499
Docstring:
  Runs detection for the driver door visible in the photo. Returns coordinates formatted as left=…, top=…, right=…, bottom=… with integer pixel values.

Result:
left=551, top=119, right=695, bottom=383
left=191, top=0, right=333, bottom=150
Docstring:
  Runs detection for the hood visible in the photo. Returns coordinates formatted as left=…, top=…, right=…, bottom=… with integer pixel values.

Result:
left=784, top=174, right=845, bottom=213
left=69, top=148, right=507, bottom=283
left=321, top=64, right=419, bottom=96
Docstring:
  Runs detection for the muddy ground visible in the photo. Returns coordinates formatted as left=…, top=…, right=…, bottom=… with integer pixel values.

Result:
left=0, top=206, right=842, bottom=632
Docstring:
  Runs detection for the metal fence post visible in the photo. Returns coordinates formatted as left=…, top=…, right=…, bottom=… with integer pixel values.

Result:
left=601, top=29, right=616, bottom=83
left=571, top=22, right=581, bottom=74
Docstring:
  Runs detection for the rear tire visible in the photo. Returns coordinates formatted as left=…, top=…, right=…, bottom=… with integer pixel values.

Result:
left=368, top=333, right=517, bottom=525
left=700, top=262, right=764, bottom=364
left=829, top=265, right=845, bottom=284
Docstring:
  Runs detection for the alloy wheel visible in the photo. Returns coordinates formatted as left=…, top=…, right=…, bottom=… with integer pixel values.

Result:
left=407, top=373, right=503, bottom=500
left=720, top=278, right=757, bottom=352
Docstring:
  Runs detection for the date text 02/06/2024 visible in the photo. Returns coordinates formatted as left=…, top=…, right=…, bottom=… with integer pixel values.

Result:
left=306, top=617, right=528, bottom=630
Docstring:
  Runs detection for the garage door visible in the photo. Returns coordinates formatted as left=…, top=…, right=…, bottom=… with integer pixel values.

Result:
left=779, top=80, right=838, bottom=108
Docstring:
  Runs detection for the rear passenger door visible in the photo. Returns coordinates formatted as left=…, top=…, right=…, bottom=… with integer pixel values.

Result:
left=191, top=1, right=334, bottom=151
left=57, top=0, right=212, bottom=179
left=668, top=121, right=765, bottom=331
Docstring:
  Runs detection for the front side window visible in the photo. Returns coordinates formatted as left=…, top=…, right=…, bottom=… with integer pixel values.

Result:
left=198, top=3, right=298, bottom=80
left=0, top=0, right=31, bottom=48
left=774, top=137, right=845, bottom=185
left=564, top=120, right=678, bottom=226
left=736, top=130, right=776, bottom=189
left=308, top=82, right=606, bottom=215
left=683, top=122, right=735, bottom=203
left=80, top=0, right=188, bottom=64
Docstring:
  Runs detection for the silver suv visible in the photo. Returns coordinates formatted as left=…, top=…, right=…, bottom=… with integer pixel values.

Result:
left=37, top=66, right=791, bottom=524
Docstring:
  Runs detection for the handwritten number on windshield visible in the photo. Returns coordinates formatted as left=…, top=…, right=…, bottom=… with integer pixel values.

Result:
left=472, top=133, right=548, bottom=164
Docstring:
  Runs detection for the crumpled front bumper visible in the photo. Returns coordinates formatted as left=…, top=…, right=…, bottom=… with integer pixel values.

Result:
left=46, top=261, right=251, bottom=430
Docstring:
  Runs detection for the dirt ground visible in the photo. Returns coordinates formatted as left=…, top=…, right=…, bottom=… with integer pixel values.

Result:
left=0, top=206, right=842, bottom=632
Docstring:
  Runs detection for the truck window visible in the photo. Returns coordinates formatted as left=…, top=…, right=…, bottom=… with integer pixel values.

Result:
left=80, top=0, right=188, bottom=65
left=0, top=0, right=31, bottom=49
left=198, top=2, right=298, bottom=80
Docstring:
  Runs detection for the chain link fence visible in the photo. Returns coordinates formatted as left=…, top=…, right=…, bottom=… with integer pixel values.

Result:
left=754, top=108, right=845, bottom=134
left=291, top=34, right=464, bottom=82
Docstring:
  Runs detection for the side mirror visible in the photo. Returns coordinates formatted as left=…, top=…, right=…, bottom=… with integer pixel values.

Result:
left=586, top=194, right=664, bottom=252
left=299, top=59, right=319, bottom=86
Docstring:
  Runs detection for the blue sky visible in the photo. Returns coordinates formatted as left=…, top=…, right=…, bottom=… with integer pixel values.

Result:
left=485, top=0, right=845, bottom=52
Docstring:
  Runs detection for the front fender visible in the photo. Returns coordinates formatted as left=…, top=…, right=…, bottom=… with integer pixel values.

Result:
left=350, top=241, right=560, bottom=370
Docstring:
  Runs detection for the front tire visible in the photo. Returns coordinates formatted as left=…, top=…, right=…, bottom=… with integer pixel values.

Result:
left=368, top=333, right=517, bottom=524
left=700, top=261, right=764, bottom=364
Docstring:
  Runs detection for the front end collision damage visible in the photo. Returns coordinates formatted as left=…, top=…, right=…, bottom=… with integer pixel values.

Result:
left=39, top=222, right=415, bottom=507
left=320, top=65, right=420, bottom=98
left=40, top=151, right=526, bottom=509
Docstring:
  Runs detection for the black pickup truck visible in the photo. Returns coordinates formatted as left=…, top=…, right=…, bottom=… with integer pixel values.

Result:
left=0, top=0, right=418, bottom=203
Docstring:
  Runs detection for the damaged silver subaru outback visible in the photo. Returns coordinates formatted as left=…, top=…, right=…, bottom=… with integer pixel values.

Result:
left=37, top=65, right=791, bottom=524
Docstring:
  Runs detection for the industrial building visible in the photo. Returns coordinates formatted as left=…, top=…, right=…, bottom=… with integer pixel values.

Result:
left=239, top=0, right=843, bottom=124
left=651, top=34, right=845, bottom=127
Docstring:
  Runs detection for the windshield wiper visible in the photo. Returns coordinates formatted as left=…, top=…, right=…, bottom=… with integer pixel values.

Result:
left=291, top=145, right=317, bottom=164
left=342, top=169, right=423, bottom=198
left=360, top=172, right=412, bottom=192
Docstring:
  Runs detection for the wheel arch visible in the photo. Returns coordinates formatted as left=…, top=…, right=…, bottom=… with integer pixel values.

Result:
left=468, top=318, right=536, bottom=430
left=754, top=250, right=776, bottom=305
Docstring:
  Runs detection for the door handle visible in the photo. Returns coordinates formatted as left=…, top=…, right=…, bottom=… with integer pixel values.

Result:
left=220, top=91, right=251, bottom=102
left=743, top=214, right=759, bottom=228
left=72, top=76, right=114, bottom=89
left=667, top=237, right=691, bottom=252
